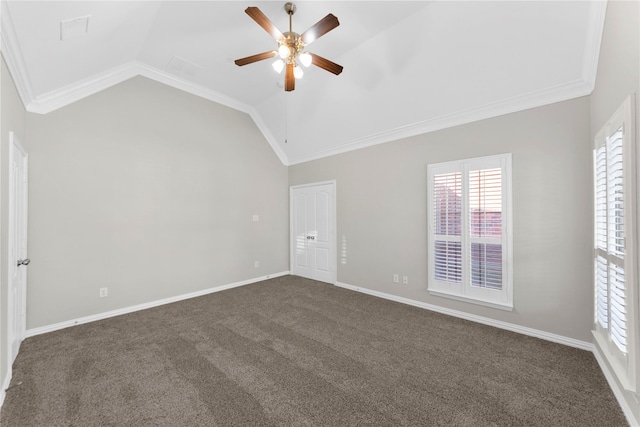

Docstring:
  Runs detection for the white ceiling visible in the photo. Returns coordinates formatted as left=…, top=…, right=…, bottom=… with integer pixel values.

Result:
left=1, top=1, right=605, bottom=165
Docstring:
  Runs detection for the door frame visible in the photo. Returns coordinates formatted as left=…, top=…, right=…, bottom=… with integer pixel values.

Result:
left=7, top=131, right=28, bottom=369
left=289, top=180, right=337, bottom=284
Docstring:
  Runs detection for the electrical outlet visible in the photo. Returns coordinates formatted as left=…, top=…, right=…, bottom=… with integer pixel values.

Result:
left=254, top=261, right=259, bottom=268
left=252, top=215, right=259, bottom=222
left=99, top=287, right=108, bottom=298
left=402, top=275, right=409, bottom=285
left=393, top=274, right=399, bottom=283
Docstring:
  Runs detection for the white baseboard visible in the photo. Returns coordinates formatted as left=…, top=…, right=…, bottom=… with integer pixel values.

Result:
left=592, top=338, right=640, bottom=427
left=25, top=271, right=290, bottom=338
left=335, top=281, right=593, bottom=351
left=0, top=367, right=12, bottom=408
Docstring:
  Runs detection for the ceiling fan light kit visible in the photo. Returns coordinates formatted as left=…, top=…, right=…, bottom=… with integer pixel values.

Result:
left=234, top=2, right=343, bottom=92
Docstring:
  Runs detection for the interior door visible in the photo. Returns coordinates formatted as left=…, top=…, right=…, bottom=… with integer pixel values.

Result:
left=291, top=182, right=336, bottom=284
left=8, top=132, right=28, bottom=366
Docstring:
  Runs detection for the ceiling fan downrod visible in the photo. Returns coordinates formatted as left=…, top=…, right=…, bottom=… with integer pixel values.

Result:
left=285, top=2, right=296, bottom=32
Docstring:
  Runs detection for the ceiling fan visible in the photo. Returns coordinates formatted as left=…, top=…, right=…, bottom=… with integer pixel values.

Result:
left=234, top=2, right=343, bottom=92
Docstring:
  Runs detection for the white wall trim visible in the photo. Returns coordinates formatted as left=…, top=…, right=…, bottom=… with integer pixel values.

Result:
left=26, top=62, right=139, bottom=114
left=136, top=63, right=289, bottom=165
left=0, top=1, right=35, bottom=108
left=581, top=0, right=608, bottom=90
left=593, top=338, right=640, bottom=427
left=0, top=368, right=12, bottom=410
left=247, top=108, right=290, bottom=166
left=288, top=79, right=593, bottom=165
left=0, top=0, right=605, bottom=168
left=25, top=271, right=289, bottom=338
left=136, top=62, right=250, bottom=115
left=0, top=5, right=290, bottom=165
left=335, top=281, right=593, bottom=351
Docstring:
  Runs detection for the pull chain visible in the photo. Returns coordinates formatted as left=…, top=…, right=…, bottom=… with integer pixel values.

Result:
left=284, top=93, right=288, bottom=144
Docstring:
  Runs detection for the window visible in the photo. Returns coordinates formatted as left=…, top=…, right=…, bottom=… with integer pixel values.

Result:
left=593, top=95, right=637, bottom=392
left=427, top=153, right=512, bottom=310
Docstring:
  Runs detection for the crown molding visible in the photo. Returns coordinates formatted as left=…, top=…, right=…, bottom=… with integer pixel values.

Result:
left=1, top=1, right=35, bottom=109
left=26, top=62, right=139, bottom=114
left=288, top=78, right=594, bottom=165
left=1, top=0, right=606, bottom=168
left=0, top=0, right=290, bottom=164
left=247, top=108, right=290, bottom=165
left=136, top=63, right=290, bottom=165
left=283, top=0, right=609, bottom=166
left=581, top=0, right=608, bottom=92
left=136, top=62, right=250, bottom=115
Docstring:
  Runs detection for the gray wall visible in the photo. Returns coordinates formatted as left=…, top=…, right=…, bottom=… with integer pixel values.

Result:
left=25, top=76, right=289, bottom=329
left=590, top=0, right=639, bottom=138
left=589, top=0, right=639, bottom=423
left=1, top=57, right=27, bottom=392
left=290, top=96, right=593, bottom=343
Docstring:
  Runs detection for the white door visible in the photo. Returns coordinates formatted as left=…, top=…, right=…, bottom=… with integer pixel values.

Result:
left=291, top=182, right=336, bottom=284
left=8, top=132, right=28, bottom=366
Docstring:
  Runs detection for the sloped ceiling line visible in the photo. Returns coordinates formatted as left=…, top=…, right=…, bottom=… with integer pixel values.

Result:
left=1, top=2, right=607, bottom=167
left=0, top=4, right=290, bottom=165
left=288, top=78, right=593, bottom=165
left=581, top=0, right=608, bottom=85
left=0, top=2, right=35, bottom=108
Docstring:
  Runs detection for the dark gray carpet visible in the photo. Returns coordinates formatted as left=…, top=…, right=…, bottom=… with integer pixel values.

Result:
left=0, top=275, right=627, bottom=426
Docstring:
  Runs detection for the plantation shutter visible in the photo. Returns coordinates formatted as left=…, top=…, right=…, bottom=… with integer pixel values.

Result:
left=594, top=124, right=628, bottom=354
left=607, top=126, right=627, bottom=353
left=594, top=144, right=608, bottom=329
left=428, top=154, right=512, bottom=309
left=592, top=95, right=638, bottom=392
left=433, top=172, right=462, bottom=283
left=468, top=168, right=503, bottom=290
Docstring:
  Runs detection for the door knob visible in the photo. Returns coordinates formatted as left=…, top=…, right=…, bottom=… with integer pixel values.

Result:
left=17, top=258, right=30, bottom=266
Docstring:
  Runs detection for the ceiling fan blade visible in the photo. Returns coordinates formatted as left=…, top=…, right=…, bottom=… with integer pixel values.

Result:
left=245, top=7, right=283, bottom=40
left=234, top=51, right=277, bottom=67
left=300, top=14, right=339, bottom=45
left=310, top=53, right=343, bottom=75
left=285, top=62, right=295, bottom=91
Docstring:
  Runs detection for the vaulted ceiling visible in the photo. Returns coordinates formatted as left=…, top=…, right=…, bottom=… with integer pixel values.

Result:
left=1, top=1, right=605, bottom=165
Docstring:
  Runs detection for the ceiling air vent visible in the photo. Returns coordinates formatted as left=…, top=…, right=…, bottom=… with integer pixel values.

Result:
left=60, top=15, right=90, bottom=41
left=166, top=56, right=203, bottom=79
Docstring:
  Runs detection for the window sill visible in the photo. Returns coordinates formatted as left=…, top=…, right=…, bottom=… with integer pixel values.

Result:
left=428, top=289, right=513, bottom=311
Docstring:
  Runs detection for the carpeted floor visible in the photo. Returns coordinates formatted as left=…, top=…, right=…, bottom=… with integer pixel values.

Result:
left=0, top=275, right=628, bottom=426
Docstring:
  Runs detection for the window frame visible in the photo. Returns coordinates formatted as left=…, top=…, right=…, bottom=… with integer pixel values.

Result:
left=592, top=95, right=638, bottom=392
left=427, top=153, right=513, bottom=311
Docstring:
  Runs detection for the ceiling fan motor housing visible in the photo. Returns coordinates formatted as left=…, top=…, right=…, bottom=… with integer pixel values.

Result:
left=280, top=32, right=304, bottom=64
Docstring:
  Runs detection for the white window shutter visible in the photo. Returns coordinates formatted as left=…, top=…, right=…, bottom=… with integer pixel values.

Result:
left=468, top=168, right=503, bottom=290
left=607, top=126, right=627, bottom=353
left=595, top=255, right=608, bottom=329
left=592, top=95, right=637, bottom=393
left=433, top=172, right=462, bottom=283
left=595, top=145, right=607, bottom=252
left=428, top=154, right=512, bottom=311
left=607, top=127, right=625, bottom=259
left=609, top=263, right=627, bottom=353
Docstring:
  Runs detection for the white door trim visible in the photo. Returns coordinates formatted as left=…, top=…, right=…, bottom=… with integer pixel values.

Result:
left=290, top=180, right=337, bottom=284
left=7, top=131, right=28, bottom=371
